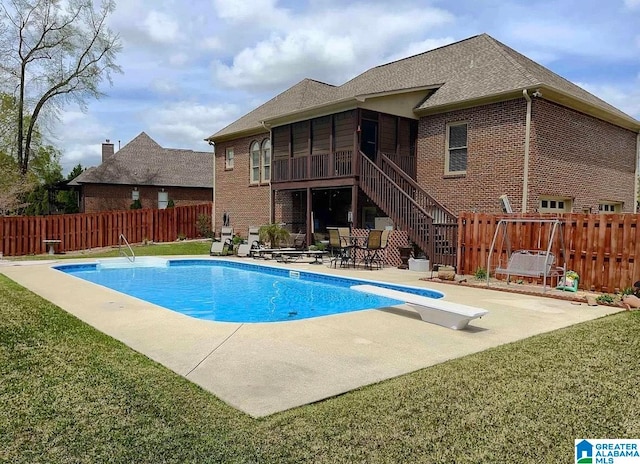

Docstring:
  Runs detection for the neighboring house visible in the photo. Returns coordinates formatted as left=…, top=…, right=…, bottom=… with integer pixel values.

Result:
left=71, top=132, right=213, bottom=212
left=206, top=33, right=640, bottom=259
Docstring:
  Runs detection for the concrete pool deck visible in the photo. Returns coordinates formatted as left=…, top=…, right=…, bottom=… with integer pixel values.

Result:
left=0, top=256, right=622, bottom=417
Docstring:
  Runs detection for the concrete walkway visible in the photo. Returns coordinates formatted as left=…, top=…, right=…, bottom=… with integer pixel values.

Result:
left=0, top=257, right=621, bottom=417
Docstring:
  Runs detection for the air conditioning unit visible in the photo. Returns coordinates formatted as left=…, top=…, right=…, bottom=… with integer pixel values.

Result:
left=499, top=194, right=513, bottom=213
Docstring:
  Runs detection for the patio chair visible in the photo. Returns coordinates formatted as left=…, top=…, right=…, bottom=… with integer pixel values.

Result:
left=328, top=228, right=353, bottom=268
left=210, top=226, right=234, bottom=255
left=237, top=226, right=261, bottom=257
left=358, top=229, right=383, bottom=269
left=370, top=229, right=391, bottom=269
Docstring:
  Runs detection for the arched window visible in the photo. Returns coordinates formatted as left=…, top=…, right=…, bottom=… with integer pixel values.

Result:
left=261, top=139, right=271, bottom=182
left=250, top=141, right=260, bottom=184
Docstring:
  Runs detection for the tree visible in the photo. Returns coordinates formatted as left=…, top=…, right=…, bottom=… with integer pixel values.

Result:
left=0, top=151, right=34, bottom=215
left=23, top=143, right=63, bottom=215
left=0, top=0, right=121, bottom=174
left=56, top=163, right=84, bottom=213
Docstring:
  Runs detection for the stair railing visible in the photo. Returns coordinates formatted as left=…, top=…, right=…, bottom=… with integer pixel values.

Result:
left=379, top=153, right=457, bottom=224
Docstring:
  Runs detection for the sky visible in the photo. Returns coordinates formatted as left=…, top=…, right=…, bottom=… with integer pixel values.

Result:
left=44, top=0, right=640, bottom=174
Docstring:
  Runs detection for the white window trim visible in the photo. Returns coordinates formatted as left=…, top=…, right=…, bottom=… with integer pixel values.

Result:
left=225, top=147, right=234, bottom=170
left=444, top=121, right=468, bottom=175
left=598, top=201, right=622, bottom=213
left=539, top=196, right=572, bottom=213
left=261, top=139, right=271, bottom=183
left=250, top=141, right=260, bottom=184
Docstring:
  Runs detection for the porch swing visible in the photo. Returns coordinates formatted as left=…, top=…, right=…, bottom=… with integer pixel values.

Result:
left=486, top=218, right=567, bottom=292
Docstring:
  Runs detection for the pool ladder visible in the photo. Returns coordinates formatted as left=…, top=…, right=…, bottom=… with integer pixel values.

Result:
left=118, top=234, right=135, bottom=263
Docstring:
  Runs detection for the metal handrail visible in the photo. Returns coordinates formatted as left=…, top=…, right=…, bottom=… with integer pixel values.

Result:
left=118, top=234, right=135, bottom=263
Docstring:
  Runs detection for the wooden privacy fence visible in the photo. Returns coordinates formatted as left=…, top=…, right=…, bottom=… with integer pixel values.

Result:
left=458, top=212, right=640, bottom=292
left=0, top=203, right=213, bottom=257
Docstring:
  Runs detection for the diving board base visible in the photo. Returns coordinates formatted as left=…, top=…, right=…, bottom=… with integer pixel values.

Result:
left=351, top=284, right=488, bottom=330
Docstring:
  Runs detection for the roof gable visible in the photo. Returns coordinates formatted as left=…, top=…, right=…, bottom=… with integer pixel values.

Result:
left=73, top=132, right=213, bottom=188
left=208, top=34, right=638, bottom=140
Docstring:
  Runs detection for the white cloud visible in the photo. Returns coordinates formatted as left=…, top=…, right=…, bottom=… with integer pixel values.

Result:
left=212, top=0, right=286, bottom=23
left=384, top=37, right=456, bottom=63
left=142, top=101, right=241, bottom=149
left=51, top=108, right=112, bottom=171
left=143, top=11, right=181, bottom=44
left=576, top=81, right=640, bottom=120
left=212, top=3, right=454, bottom=90
left=624, top=0, right=640, bottom=8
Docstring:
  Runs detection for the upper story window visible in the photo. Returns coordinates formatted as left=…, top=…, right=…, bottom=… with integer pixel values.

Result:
left=445, top=122, right=467, bottom=175
left=250, top=141, right=260, bottom=183
left=539, top=196, right=572, bottom=213
left=249, top=139, right=271, bottom=184
left=598, top=201, right=622, bottom=213
left=225, top=147, right=234, bottom=170
left=261, top=139, right=271, bottom=182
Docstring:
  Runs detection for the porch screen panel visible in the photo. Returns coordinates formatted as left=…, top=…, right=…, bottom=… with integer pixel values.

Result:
left=380, top=114, right=396, bottom=154
left=272, top=126, right=289, bottom=159
left=333, top=110, right=354, bottom=151
left=398, top=119, right=411, bottom=156
left=292, top=121, right=309, bottom=158
left=312, top=116, right=330, bottom=154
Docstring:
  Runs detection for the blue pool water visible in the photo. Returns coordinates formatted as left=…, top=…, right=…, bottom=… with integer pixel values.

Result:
left=55, top=259, right=443, bottom=323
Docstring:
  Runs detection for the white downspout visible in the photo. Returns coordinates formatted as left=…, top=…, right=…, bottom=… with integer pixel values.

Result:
left=209, top=140, right=216, bottom=232
left=522, top=89, right=532, bottom=213
left=635, top=133, right=640, bottom=213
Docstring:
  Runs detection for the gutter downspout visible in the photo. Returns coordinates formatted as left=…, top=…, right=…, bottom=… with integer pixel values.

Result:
left=522, top=89, right=532, bottom=213
left=209, top=140, right=216, bottom=232
left=635, top=133, right=640, bottom=213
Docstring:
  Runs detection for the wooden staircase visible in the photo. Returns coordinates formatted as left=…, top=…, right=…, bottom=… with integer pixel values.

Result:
left=359, top=152, right=458, bottom=267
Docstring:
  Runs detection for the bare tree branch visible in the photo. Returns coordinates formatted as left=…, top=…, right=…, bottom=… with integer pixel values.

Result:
left=0, top=0, right=122, bottom=174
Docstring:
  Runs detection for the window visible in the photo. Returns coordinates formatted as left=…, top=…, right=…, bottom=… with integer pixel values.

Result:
left=249, top=139, right=271, bottom=184
left=261, top=139, right=271, bottom=182
left=598, top=201, right=622, bottom=213
left=539, top=196, right=572, bottom=213
left=225, top=147, right=234, bottom=169
left=445, top=122, right=467, bottom=175
left=158, top=190, right=168, bottom=209
left=131, top=188, right=139, bottom=201
left=250, top=141, right=260, bottom=183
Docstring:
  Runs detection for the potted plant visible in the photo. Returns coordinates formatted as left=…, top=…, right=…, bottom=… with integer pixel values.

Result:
left=258, top=223, right=290, bottom=248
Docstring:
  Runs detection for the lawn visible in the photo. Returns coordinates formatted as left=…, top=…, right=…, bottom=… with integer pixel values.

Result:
left=8, top=239, right=213, bottom=260
left=1, top=268, right=639, bottom=462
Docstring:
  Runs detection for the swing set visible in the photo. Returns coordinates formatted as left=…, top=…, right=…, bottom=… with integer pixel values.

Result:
left=486, top=218, right=570, bottom=292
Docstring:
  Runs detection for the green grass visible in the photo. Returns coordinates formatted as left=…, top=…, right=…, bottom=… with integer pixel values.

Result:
left=1, top=274, right=639, bottom=463
left=9, top=240, right=213, bottom=260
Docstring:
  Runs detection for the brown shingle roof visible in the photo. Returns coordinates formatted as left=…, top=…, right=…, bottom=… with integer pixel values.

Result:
left=208, top=34, right=638, bottom=141
left=72, top=132, right=213, bottom=188
left=210, top=79, right=336, bottom=139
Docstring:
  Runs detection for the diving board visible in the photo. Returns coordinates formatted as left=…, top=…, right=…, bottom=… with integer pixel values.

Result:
left=351, top=284, right=488, bottom=330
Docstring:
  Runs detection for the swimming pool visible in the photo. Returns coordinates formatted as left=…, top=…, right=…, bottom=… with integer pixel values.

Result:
left=55, top=258, right=444, bottom=323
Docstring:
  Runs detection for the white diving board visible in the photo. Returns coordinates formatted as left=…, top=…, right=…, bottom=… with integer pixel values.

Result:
left=351, top=284, right=488, bottom=330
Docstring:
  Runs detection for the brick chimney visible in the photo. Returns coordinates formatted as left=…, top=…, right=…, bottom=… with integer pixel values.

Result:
left=101, top=139, right=114, bottom=162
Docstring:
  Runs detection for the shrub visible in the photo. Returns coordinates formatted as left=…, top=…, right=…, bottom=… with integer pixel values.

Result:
left=130, top=199, right=142, bottom=210
left=167, top=199, right=175, bottom=208
left=196, top=214, right=213, bottom=238
left=258, top=223, right=290, bottom=248
left=596, top=294, right=616, bottom=305
left=474, top=267, right=487, bottom=280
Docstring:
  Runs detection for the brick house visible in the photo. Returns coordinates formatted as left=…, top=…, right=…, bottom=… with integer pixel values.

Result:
left=206, top=33, right=640, bottom=262
left=72, top=132, right=213, bottom=212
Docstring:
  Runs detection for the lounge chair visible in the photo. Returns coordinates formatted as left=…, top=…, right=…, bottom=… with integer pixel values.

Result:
left=210, top=227, right=234, bottom=255
left=237, top=226, right=260, bottom=257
